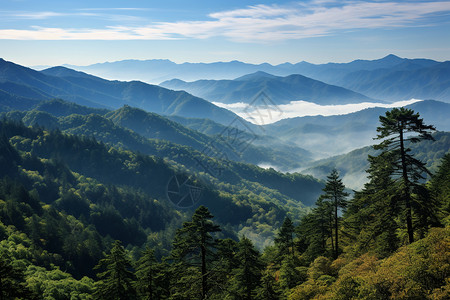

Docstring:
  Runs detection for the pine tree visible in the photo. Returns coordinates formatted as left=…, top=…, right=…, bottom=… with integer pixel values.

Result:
left=279, top=255, right=304, bottom=292
left=135, top=247, right=169, bottom=299
left=274, top=217, right=295, bottom=258
left=211, top=238, right=239, bottom=295
left=229, top=236, right=263, bottom=300
left=320, top=169, right=348, bottom=259
left=429, top=153, right=450, bottom=225
left=296, top=198, right=333, bottom=261
left=344, top=152, right=401, bottom=256
left=94, top=240, right=136, bottom=300
left=374, top=107, right=435, bottom=243
left=255, top=266, right=281, bottom=300
left=171, top=205, right=221, bottom=299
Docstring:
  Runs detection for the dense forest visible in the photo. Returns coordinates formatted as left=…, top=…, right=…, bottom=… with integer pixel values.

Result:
left=0, top=106, right=449, bottom=299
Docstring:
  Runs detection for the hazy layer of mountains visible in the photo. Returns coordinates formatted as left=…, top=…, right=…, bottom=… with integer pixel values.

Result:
left=302, top=131, right=450, bottom=190
left=160, top=72, right=375, bottom=105
left=263, top=100, right=450, bottom=158
left=62, top=54, right=450, bottom=103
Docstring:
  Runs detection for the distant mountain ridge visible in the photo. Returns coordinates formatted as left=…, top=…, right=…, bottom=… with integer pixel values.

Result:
left=160, top=72, right=376, bottom=105
left=61, top=55, right=450, bottom=102
left=64, top=54, right=429, bottom=83
left=336, top=61, right=450, bottom=101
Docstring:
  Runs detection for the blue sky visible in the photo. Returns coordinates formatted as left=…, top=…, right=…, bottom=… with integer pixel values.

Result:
left=1, top=0, right=450, bottom=66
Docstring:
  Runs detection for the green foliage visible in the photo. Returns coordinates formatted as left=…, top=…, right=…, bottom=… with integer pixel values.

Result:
left=0, top=106, right=448, bottom=300
left=279, top=256, right=305, bottom=291
left=0, top=251, right=32, bottom=299
left=255, top=265, right=281, bottom=300
left=135, top=247, right=170, bottom=299
left=94, top=240, right=136, bottom=300
left=25, top=265, right=94, bottom=300
left=429, top=153, right=450, bottom=225
left=274, top=217, right=296, bottom=259
left=374, top=107, right=436, bottom=243
left=320, top=169, right=348, bottom=258
left=228, top=236, right=263, bottom=300
left=170, top=205, right=221, bottom=299
left=295, top=170, right=349, bottom=262
left=297, top=198, right=333, bottom=262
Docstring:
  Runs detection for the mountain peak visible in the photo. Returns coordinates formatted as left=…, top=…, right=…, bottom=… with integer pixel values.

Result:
left=41, top=66, right=100, bottom=80
left=234, top=71, right=277, bottom=81
left=380, top=54, right=403, bottom=63
left=160, top=78, right=187, bottom=86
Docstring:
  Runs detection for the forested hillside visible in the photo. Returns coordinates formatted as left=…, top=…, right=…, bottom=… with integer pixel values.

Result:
left=0, top=105, right=448, bottom=299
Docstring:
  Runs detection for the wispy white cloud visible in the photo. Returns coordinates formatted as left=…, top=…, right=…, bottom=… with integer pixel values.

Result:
left=0, top=10, right=145, bottom=23
left=0, top=1, right=449, bottom=40
left=11, top=11, right=67, bottom=19
left=213, top=99, right=422, bottom=124
left=76, top=8, right=151, bottom=11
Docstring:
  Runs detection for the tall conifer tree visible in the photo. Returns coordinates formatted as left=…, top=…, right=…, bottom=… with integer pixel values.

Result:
left=229, top=236, right=263, bottom=300
left=274, top=217, right=296, bottom=258
left=320, top=169, right=348, bottom=259
left=94, top=240, right=136, bottom=300
left=171, top=205, right=221, bottom=299
left=374, top=107, right=435, bottom=243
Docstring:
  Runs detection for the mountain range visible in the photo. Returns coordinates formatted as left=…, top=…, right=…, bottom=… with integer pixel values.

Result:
left=160, top=72, right=375, bottom=105
left=335, top=61, right=450, bottom=101
left=3, top=58, right=450, bottom=159
left=61, top=54, right=450, bottom=103
left=0, top=59, right=241, bottom=126
left=1, top=51, right=448, bottom=299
